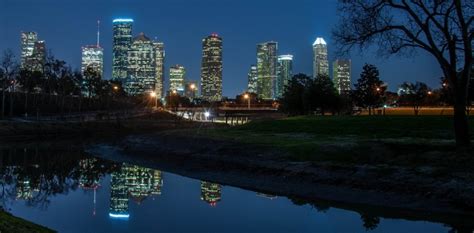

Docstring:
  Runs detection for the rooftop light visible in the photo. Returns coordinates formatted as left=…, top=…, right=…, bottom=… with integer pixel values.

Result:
left=313, top=37, right=327, bottom=46
left=113, top=18, right=134, bottom=23
left=278, top=55, right=293, bottom=60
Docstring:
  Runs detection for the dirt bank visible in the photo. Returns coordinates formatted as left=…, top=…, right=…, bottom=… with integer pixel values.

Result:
left=88, top=132, right=474, bottom=229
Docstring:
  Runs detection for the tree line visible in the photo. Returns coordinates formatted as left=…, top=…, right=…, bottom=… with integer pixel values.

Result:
left=0, top=49, right=147, bottom=119
left=280, top=63, right=474, bottom=116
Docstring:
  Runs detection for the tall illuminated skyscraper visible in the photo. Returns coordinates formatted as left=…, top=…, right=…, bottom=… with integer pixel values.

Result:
left=169, top=65, right=186, bottom=95
left=247, top=65, right=258, bottom=94
left=21, top=32, right=46, bottom=72
left=20, top=32, right=37, bottom=68
left=126, top=32, right=157, bottom=95
left=333, top=59, right=352, bottom=94
left=313, top=37, right=329, bottom=78
left=200, top=34, right=223, bottom=102
left=154, top=41, right=165, bottom=98
left=276, top=55, right=293, bottom=98
left=112, top=18, right=133, bottom=80
left=257, top=41, right=278, bottom=99
left=82, top=46, right=104, bottom=77
left=81, top=21, right=103, bottom=78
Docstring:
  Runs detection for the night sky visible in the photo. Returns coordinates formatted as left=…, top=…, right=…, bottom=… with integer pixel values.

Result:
left=0, top=0, right=442, bottom=97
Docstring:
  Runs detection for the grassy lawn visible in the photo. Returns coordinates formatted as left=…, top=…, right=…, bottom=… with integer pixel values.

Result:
left=200, top=116, right=474, bottom=169
left=0, top=210, right=55, bottom=233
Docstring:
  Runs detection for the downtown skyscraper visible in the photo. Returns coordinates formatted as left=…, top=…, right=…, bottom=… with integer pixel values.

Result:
left=247, top=65, right=258, bottom=94
left=257, top=42, right=278, bottom=99
left=81, top=21, right=103, bottom=78
left=153, top=41, right=165, bottom=98
left=21, top=32, right=46, bottom=72
left=112, top=18, right=165, bottom=96
left=333, top=59, right=352, bottom=94
left=276, top=55, right=293, bottom=98
left=313, top=37, right=329, bottom=78
left=126, top=33, right=158, bottom=95
left=169, top=65, right=186, bottom=95
left=200, top=34, right=223, bottom=102
left=112, top=19, right=133, bottom=80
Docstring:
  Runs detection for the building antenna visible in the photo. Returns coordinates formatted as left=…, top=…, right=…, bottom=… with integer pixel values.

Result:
left=97, top=20, right=100, bottom=47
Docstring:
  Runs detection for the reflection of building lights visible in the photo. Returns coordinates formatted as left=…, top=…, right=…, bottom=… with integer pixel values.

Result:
left=109, top=213, right=130, bottom=219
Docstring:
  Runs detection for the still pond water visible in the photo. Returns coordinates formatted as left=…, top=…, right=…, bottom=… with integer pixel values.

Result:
left=0, top=145, right=468, bottom=233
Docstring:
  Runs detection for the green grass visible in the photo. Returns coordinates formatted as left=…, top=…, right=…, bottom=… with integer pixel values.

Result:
left=200, top=116, right=474, bottom=168
left=0, top=210, right=55, bottom=233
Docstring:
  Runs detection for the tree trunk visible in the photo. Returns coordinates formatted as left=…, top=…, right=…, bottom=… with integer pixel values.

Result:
left=24, top=91, right=28, bottom=117
left=9, top=91, right=14, bottom=117
left=453, top=75, right=470, bottom=147
left=1, top=88, right=5, bottom=118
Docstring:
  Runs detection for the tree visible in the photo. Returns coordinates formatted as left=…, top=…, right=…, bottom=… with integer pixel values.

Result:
left=333, top=0, right=473, bottom=146
left=398, top=82, right=431, bottom=115
left=353, top=64, right=385, bottom=115
left=17, top=69, right=42, bottom=116
left=305, top=74, right=339, bottom=115
left=0, top=50, right=18, bottom=118
left=280, top=74, right=311, bottom=116
left=82, top=66, right=102, bottom=98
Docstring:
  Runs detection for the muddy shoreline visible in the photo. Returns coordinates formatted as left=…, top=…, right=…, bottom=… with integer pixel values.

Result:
left=88, top=132, right=474, bottom=229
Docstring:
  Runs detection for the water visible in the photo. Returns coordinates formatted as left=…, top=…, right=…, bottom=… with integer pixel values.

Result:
left=0, top=145, right=468, bottom=233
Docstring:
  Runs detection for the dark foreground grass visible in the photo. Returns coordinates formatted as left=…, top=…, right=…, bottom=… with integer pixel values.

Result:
left=201, top=116, right=474, bottom=168
left=0, top=210, right=55, bottom=233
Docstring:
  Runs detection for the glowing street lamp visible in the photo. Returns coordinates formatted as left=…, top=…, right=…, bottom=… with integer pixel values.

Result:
left=243, top=93, right=250, bottom=109
left=150, top=92, right=158, bottom=108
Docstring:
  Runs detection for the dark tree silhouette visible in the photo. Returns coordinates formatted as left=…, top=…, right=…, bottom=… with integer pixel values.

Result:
left=398, top=81, right=431, bottom=115
left=353, top=64, right=385, bottom=115
left=333, top=0, right=473, bottom=146
left=82, top=66, right=102, bottom=98
left=0, top=50, right=17, bottom=118
left=280, top=73, right=312, bottom=116
left=305, top=74, right=339, bottom=115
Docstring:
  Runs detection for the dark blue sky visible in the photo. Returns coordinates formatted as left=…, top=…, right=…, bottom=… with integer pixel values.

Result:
left=0, top=0, right=441, bottom=97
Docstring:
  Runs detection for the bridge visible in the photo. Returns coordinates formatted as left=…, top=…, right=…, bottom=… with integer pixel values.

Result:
left=170, top=107, right=283, bottom=125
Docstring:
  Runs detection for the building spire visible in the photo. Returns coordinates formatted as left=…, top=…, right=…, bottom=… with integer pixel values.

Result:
left=97, top=20, right=100, bottom=47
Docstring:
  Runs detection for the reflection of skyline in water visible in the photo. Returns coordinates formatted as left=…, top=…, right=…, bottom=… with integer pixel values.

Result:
left=200, top=181, right=221, bottom=206
left=109, top=163, right=163, bottom=219
left=0, top=146, right=471, bottom=232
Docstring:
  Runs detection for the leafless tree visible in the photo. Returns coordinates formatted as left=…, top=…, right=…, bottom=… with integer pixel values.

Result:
left=0, top=50, right=18, bottom=119
left=333, top=0, right=473, bottom=146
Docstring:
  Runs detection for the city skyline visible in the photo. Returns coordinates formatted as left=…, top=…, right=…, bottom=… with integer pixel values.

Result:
left=0, top=0, right=442, bottom=97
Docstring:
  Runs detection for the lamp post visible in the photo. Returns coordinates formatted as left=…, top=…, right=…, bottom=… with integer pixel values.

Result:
left=150, top=92, right=158, bottom=108
left=190, top=83, right=196, bottom=99
left=243, top=93, right=250, bottom=109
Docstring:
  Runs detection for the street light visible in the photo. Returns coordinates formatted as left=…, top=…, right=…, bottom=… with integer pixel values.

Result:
left=150, top=92, right=158, bottom=108
left=243, top=93, right=250, bottom=109
left=189, top=84, right=196, bottom=98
